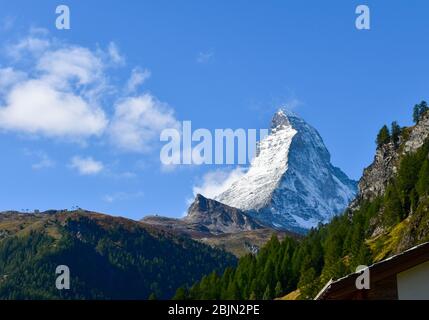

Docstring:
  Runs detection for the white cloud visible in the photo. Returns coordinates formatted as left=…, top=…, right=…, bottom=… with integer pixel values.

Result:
left=0, top=79, right=107, bottom=138
left=23, top=150, right=55, bottom=170
left=70, top=156, right=104, bottom=175
left=29, top=27, right=49, bottom=36
left=7, top=36, right=50, bottom=59
left=283, top=98, right=302, bottom=111
left=196, top=51, right=214, bottom=64
left=32, top=154, right=55, bottom=170
left=192, top=167, right=246, bottom=199
left=107, top=171, right=137, bottom=179
left=0, top=33, right=110, bottom=140
left=1, top=16, right=15, bottom=31
left=0, top=30, right=180, bottom=163
left=0, top=67, right=27, bottom=93
left=102, top=191, right=144, bottom=203
left=37, top=47, right=104, bottom=87
left=109, top=94, right=179, bottom=152
left=125, top=67, right=151, bottom=93
left=108, top=42, right=125, bottom=65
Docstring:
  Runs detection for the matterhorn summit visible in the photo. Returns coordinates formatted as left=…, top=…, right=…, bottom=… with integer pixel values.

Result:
left=213, top=109, right=357, bottom=233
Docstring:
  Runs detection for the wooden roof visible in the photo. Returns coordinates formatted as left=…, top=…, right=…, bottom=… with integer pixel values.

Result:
left=315, top=241, right=429, bottom=300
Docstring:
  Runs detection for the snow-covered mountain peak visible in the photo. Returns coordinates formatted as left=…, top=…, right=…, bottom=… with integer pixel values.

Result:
left=213, top=109, right=357, bottom=233
left=271, top=109, right=292, bottom=131
left=215, top=117, right=297, bottom=212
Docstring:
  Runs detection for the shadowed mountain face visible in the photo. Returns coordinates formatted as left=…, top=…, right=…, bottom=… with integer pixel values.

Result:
left=184, top=194, right=264, bottom=234
left=214, top=110, right=357, bottom=233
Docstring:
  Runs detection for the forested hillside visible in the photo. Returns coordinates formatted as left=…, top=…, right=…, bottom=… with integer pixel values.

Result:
left=177, top=103, right=429, bottom=300
left=0, top=211, right=236, bottom=299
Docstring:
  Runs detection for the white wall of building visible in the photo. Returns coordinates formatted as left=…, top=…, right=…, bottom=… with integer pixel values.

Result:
left=397, top=260, right=429, bottom=300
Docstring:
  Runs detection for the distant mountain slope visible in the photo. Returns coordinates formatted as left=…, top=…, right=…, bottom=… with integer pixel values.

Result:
left=0, top=210, right=236, bottom=299
left=144, top=194, right=264, bottom=236
left=142, top=194, right=299, bottom=257
left=214, top=109, right=357, bottom=233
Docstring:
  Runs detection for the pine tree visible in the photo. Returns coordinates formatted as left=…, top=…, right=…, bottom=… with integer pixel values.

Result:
left=262, top=285, right=271, bottom=300
left=413, top=101, right=429, bottom=123
left=298, top=267, right=318, bottom=300
left=383, top=184, right=404, bottom=225
left=249, top=291, right=257, bottom=300
left=422, top=101, right=429, bottom=116
left=397, top=153, right=421, bottom=212
left=225, top=280, right=240, bottom=300
left=262, top=259, right=276, bottom=294
left=274, top=281, right=283, bottom=298
left=248, top=278, right=259, bottom=300
left=417, top=159, right=429, bottom=197
left=356, top=243, right=372, bottom=268
left=173, top=287, right=187, bottom=300
left=413, top=104, right=420, bottom=123
left=391, top=121, right=401, bottom=146
left=410, top=188, right=419, bottom=213
left=349, top=220, right=365, bottom=269
left=376, top=125, right=391, bottom=147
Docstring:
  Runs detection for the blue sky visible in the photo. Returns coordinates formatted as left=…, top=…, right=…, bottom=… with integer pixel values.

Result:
left=0, top=0, right=429, bottom=220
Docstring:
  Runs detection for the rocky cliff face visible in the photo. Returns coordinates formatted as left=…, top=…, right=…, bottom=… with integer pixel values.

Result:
left=355, top=111, right=429, bottom=204
left=404, top=111, right=429, bottom=153
left=356, top=142, right=400, bottom=203
left=184, top=194, right=264, bottom=234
